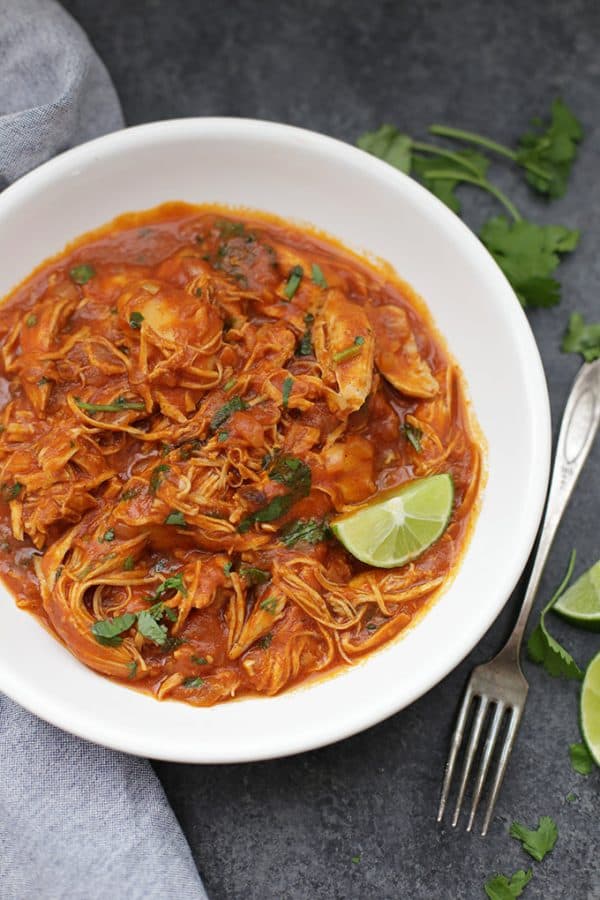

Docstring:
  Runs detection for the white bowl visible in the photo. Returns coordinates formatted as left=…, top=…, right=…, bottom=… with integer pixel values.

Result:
left=0, top=119, right=550, bottom=762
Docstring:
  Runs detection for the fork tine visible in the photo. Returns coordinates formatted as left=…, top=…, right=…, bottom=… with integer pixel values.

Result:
left=437, top=686, right=475, bottom=823
left=481, top=707, right=522, bottom=836
left=466, top=702, right=505, bottom=832
left=451, top=695, right=489, bottom=827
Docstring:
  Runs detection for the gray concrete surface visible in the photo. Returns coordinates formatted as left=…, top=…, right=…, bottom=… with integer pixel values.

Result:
left=61, top=1, right=600, bottom=897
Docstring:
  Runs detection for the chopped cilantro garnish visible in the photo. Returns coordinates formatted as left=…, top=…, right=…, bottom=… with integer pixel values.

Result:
left=238, top=456, right=311, bottom=533
left=484, top=869, right=532, bottom=900
left=401, top=422, right=423, bottom=452
left=223, top=377, right=237, bottom=391
left=74, top=396, right=145, bottom=414
left=259, top=597, right=279, bottom=614
left=562, top=312, right=600, bottom=362
left=25, top=314, right=37, bottom=327
left=165, top=510, right=187, bottom=527
left=509, top=816, right=558, bottom=862
left=223, top=561, right=233, bottom=576
left=217, top=431, right=229, bottom=442
left=333, top=336, right=365, bottom=364
left=99, top=528, right=115, bottom=543
left=129, top=311, right=144, bottom=329
left=279, top=518, right=330, bottom=548
left=527, top=550, right=583, bottom=680
left=1, top=482, right=23, bottom=501
left=239, top=565, right=270, bottom=585
left=37, top=376, right=49, bottom=386
left=283, top=265, right=303, bottom=300
left=137, top=609, right=168, bottom=646
left=191, top=656, right=208, bottom=665
left=351, top=855, right=361, bottom=865
left=121, top=488, right=140, bottom=501
left=123, top=556, right=135, bottom=571
left=146, top=574, right=188, bottom=603
left=127, top=660, right=138, bottom=679
left=310, top=263, right=328, bottom=288
left=282, top=376, right=293, bottom=408
left=150, top=463, right=170, bottom=494
left=569, top=741, right=594, bottom=775
left=183, top=676, right=204, bottom=688
left=258, top=633, right=273, bottom=650
left=210, top=395, right=248, bottom=432
left=91, top=612, right=136, bottom=647
left=69, top=264, right=96, bottom=285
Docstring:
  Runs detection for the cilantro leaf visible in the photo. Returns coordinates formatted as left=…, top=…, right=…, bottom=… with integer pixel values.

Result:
left=484, top=869, right=533, bottom=900
left=562, top=312, right=600, bottom=362
left=283, top=265, right=303, bottom=300
left=311, top=263, right=328, bottom=288
left=509, top=816, right=558, bottom=862
left=69, top=264, right=96, bottom=285
left=569, top=741, right=594, bottom=775
left=137, top=609, right=168, bottom=646
left=412, top=150, right=489, bottom=214
left=516, top=98, right=583, bottom=199
left=238, top=494, right=295, bottom=533
left=210, top=395, right=248, bottom=432
left=527, top=550, right=584, bottom=680
left=183, top=676, right=204, bottom=688
left=150, top=573, right=188, bottom=600
left=150, top=464, right=170, bottom=494
left=357, top=125, right=412, bottom=173
left=91, top=613, right=136, bottom=647
left=164, top=510, right=187, bottom=527
left=279, top=518, right=331, bottom=548
left=480, top=216, right=579, bottom=308
left=401, top=422, right=423, bottom=453
left=282, top=376, right=293, bottom=408
left=269, top=455, right=311, bottom=494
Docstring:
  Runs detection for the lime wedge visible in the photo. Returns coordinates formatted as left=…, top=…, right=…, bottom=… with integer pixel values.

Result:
left=581, top=651, right=600, bottom=767
left=553, top=560, right=600, bottom=632
left=331, top=473, right=454, bottom=568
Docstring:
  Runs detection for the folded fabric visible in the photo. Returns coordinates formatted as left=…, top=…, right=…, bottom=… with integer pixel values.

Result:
left=0, top=2, right=207, bottom=897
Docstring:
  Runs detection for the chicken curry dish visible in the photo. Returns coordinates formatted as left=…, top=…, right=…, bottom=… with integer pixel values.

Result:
left=0, top=204, right=482, bottom=705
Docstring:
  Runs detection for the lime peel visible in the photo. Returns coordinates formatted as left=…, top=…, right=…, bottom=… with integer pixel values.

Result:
left=581, top=651, right=600, bottom=767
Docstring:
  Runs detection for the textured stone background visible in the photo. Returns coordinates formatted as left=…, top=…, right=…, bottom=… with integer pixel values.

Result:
left=61, top=2, right=600, bottom=897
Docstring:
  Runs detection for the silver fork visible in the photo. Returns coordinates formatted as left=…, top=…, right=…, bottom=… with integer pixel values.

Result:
left=437, top=357, right=600, bottom=835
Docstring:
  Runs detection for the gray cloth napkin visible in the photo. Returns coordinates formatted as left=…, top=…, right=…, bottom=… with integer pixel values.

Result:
left=0, top=2, right=208, bottom=898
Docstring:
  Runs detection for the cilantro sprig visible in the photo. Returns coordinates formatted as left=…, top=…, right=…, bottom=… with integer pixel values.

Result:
left=484, top=869, right=532, bottom=900
left=527, top=551, right=584, bottom=680
left=562, top=312, right=600, bottom=362
left=357, top=98, right=582, bottom=309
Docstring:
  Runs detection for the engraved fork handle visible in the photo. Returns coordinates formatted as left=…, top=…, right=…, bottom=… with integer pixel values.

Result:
left=503, top=358, right=600, bottom=659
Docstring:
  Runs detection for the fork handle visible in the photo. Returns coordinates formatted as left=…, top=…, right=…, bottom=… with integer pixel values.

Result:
left=504, top=359, right=600, bottom=659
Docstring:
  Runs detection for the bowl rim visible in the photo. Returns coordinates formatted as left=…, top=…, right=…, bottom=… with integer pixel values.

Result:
left=0, top=117, right=551, bottom=762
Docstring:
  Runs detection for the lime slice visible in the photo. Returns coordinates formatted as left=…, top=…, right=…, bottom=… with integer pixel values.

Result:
left=331, top=473, right=454, bottom=568
left=554, top=560, right=600, bottom=632
left=581, top=651, right=600, bottom=767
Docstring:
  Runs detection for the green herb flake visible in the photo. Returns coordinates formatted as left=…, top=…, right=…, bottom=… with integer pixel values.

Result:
left=183, top=676, right=204, bottom=688
left=282, top=376, right=293, bottom=408
left=127, top=660, right=138, bottom=679
left=258, top=633, right=273, bottom=650
left=509, top=816, right=558, bottom=862
left=74, top=396, right=145, bottom=414
left=91, top=612, right=136, bottom=647
left=260, top=597, right=279, bottom=614
left=210, top=395, right=248, bottom=432
left=136, top=609, right=168, bottom=646
left=311, top=263, right=328, bottom=288
left=194, top=287, right=203, bottom=297
left=150, top=463, right=170, bottom=494
left=129, top=311, right=144, bottom=329
left=223, top=561, right=233, bottom=576
left=562, top=312, right=600, bottom=363
left=121, top=488, right=140, bottom=501
left=37, top=376, right=49, bottom=387
left=569, top=741, right=594, bottom=775
left=357, top=124, right=413, bottom=173
left=69, top=264, right=96, bottom=285
left=165, top=510, right=187, bottom=527
left=239, top=565, right=270, bottom=585
left=566, top=792, right=576, bottom=802
left=150, top=573, right=188, bottom=600
left=2, top=481, right=23, bottom=501
left=283, top=265, right=303, bottom=300
left=484, top=869, right=532, bottom=900
left=401, top=422, right=423, bottom=453
left=223, top=377, right=237, bottom=391
left=191, top=656, right=208, bottom=665
left=217, top=431, right=229, bottom=443
left=333, top=336, right=365, bottom=364
left=351, top=855, right=361, bottom=865
left=279, top=518, right=331, bottom=548
left=123, top=556, right=135, bottom=571
left=99, top=528, right=115, bottom=543
left=527, top=550, right=584, bottom=680
left=25, top=314, right=37, bottom=328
